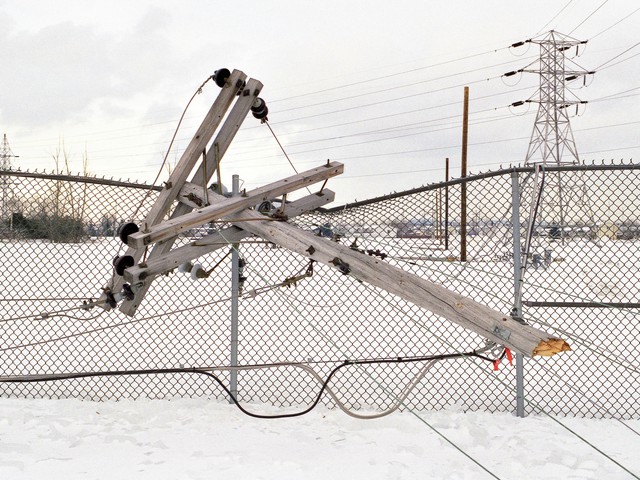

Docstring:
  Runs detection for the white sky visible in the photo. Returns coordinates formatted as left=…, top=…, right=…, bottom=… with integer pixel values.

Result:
left=1, top=0, right=638, bottom=204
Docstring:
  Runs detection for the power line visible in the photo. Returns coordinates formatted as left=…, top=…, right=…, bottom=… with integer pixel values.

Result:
left=536, top=0, right=575, bottom=35
left=12, top=57, right=533, bottom=156
left=595, top=40, right=640, bottom=70
left=229, top=87, right=535, bottom=156
left=568, top=0, right=610, bottom=35
left=227, top=109, right=640, bottom=166
left=591, top=5, right=640, bottom=39
left=261, top=76, right=504, bottom=127
left=268, top=46, right=511, bottom=104
left=595, top=51, right=640, bottom=72
left=16, top=82, right=533, bottom=165
left=273, top=57, right=535, bottom=114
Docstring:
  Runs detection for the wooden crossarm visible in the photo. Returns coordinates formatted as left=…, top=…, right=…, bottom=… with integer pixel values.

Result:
left=125, top=162, right=343, bottom=249
left=123, top=190, right=335, bottom=284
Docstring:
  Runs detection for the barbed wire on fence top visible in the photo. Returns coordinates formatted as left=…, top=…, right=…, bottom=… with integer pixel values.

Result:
left=0, top=163, right=639, bottom=419
left=0, top=167, right=161, bottom=190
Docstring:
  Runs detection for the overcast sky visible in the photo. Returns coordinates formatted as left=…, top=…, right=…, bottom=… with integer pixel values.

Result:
left=1, top=0, right=638, bottom=204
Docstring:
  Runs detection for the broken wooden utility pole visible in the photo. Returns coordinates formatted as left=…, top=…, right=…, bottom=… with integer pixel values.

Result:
left=221, top=203, right=569, bottom=357
left=98, top=68, right=569, bottom=359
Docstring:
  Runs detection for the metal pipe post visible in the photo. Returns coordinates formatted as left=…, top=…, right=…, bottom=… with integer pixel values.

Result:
left=516, top=353, right=525, bottom=417
left=229, top=174, right=240, bottom=403
left=511, top=171, right=525, bottom=417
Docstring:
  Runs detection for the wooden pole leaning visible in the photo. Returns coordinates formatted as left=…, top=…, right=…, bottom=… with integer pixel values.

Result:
left=223, top=205, right=570, bottom=358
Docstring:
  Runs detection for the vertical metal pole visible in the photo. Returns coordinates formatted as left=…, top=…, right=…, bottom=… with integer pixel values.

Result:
left=445, top=157, right=449, bottom=250
left=229, top=174, right=240, bottom=403
left=515, top=350, right=525, bottom=417
left=511, top=171, right=525, bottom=418
left=436, top=189, right=442, bottom=243
left=460, top=87, right=469, bottom=262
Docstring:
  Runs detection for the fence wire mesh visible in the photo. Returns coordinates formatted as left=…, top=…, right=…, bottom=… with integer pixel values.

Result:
left=0, top=164, right=638, bottom=419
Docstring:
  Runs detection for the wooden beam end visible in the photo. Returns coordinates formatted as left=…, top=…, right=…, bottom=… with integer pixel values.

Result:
left=532, top=338, right=571, bottom=357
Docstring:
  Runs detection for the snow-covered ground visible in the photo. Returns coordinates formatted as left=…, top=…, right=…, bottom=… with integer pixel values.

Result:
left=1, top=397, right=639, bottom=480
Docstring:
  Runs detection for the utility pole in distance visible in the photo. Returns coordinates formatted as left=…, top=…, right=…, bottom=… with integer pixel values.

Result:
left=460, top=87, right=469, bottom=262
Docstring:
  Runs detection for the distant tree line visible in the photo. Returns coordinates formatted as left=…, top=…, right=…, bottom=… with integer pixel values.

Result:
left=2, top=213, right=123, bottom=242
left=5, top=212, right=85, bottom=243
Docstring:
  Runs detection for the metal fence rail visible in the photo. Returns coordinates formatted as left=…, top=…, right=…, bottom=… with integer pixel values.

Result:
left=0, top=163, right=638, bottom=419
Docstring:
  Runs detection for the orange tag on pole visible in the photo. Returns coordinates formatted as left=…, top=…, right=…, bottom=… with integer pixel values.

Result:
left=493, top=359, right=500, bottom=371
left=505, top=348, right=513, bottom=366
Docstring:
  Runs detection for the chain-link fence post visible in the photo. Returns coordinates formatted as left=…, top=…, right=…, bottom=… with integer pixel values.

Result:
left=229, top=174, right=240, bottom=403
left=511, top=171, right=526, bottom=417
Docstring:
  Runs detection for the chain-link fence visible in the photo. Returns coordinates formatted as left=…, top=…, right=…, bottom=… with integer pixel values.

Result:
left=1, top=163, right=638, bottom=419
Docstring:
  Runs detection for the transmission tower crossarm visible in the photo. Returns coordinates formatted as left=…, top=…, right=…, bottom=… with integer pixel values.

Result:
left=518, top=30, right=591, bottom=166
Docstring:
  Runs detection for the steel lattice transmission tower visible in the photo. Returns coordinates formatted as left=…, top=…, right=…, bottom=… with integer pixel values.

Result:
left=0, top=133, right=15, bottom=170
left=521, top=30, right=593, bottom=166
left=508, top=31, right=596, bottom=242
left=1, top=133, right=18, bottom=224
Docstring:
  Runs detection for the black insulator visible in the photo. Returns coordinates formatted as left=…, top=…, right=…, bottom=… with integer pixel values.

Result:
left=504, top=71, right=517, bottom=77
left=511, top=101, right=525, bottom=107
left=566, top=75, right=577, bottom=81
left=330, top=257, right=351, bottom=275
left=105, top=291, right=117, bottom=310
left=213, top=68, right=231, bottom=88
left=114, top=255, right=135, bottom=276
left=511, top=41, right=525, bottom=48
left=251, top=97, right=269, bottom=120
left=117, top=222, right=139, bottom=245
left=122, top=283, right=135, bottom=301
left=257, top=201, right=274, bottom=214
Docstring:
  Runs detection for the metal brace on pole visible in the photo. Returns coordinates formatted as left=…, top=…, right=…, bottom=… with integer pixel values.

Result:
left=511, top=171, right=526, bottom=417
left=230, top=174, right=240, bottom=403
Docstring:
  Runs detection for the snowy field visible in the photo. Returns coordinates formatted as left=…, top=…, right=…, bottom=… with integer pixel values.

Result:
left=1, top=397, right=639, bottom=480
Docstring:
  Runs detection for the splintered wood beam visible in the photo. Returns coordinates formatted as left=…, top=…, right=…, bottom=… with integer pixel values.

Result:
left=126, top=162, right=343, bottom=249
left=227, top=208, right=570, bottom=358
left=123, top=190, right=336, bottom=284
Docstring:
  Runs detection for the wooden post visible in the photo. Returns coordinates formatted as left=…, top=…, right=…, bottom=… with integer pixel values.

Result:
left=460, top=87, right=469, bottom=262
left=445, top=157, right=450, bottom=250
